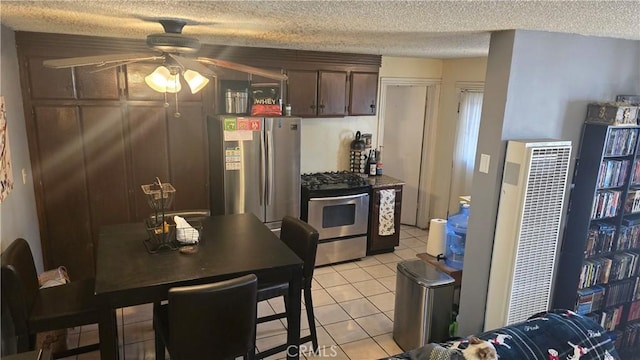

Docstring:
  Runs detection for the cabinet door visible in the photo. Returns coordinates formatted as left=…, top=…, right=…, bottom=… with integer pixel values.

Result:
left=28, top=57, right=121, bottom=100
left=392, top=187, right=403, bottom=243
left=167, top=104, right=209, bottom=211
left=80, top=106, right=131, bottom=240
left=368, top=185, right=402, bottom=254
left=349, top=72, right=378, bottom=115
left=33, top=106, right=94, bottom=279
left=286, top=70, right=318, bottom=117
left=318, top=71, right=347, bottom=116
left=28, top=57, right=75, bottom=99
left=76, top=67, right=121, bottom=100
left=127, top=106, right=171, bottom=220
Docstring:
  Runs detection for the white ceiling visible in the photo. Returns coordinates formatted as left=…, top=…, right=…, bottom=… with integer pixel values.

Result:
left=1, top=1, right=639, bottom=58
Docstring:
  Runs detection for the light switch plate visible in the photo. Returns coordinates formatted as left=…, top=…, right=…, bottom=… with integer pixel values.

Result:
left=479, top=154, right=490, bottom=174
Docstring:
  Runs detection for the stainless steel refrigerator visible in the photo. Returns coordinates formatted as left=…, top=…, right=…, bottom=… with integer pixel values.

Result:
left=208, top=116, right=301, bottom=233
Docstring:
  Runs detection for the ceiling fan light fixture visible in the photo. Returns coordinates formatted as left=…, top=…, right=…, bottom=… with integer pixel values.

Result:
left=145, top=66, right=182, bottom=93
left=183, top=69, right=209, bottom=94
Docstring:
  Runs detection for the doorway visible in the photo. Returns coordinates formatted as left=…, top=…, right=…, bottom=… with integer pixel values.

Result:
left=377, top=78, right=440, bottom=228
left=448, top=88, right=484, bottom=215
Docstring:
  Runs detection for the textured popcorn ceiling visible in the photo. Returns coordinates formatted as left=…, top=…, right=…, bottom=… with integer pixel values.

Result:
left=1, top=1, right=639, bottom=58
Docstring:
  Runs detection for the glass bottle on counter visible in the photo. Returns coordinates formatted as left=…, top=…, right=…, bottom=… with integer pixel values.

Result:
left=376, top=148, right=383, bottom=175
left=368, top=149, right=377, bottom=176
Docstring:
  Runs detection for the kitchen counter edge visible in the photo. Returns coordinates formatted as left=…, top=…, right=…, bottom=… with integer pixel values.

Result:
left=368, top=174, right=405, bottom=188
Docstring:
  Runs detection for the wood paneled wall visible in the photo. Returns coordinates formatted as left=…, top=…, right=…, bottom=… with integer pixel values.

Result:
left=15, top=31, right=380, bottom=279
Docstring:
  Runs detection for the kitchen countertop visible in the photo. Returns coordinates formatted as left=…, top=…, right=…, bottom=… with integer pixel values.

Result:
left=367, top=174, right=405, bottom=188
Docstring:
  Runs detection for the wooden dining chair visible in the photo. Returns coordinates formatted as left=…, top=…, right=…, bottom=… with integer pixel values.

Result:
left=256, top=216, right=320, bottom=359
left=153, top=274, right=258, bottom=360
left=0, top=238, right=101, bottom=359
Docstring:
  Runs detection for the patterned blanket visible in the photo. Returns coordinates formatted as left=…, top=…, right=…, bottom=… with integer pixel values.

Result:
left=384, top=309, right=620, bottom=360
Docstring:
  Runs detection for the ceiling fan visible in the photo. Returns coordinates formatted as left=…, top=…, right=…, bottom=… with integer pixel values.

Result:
left=43, top=19, right=287, bottom=95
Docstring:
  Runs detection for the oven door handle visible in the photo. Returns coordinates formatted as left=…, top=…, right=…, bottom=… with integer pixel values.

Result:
left=309, top=193, right=368, bottom=202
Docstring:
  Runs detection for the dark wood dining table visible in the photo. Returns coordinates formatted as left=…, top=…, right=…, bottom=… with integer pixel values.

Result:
left=94, top=213, right=303, bottom=360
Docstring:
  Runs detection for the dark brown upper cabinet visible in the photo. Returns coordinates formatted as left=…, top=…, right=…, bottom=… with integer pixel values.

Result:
left=286, top=70, right=318, bottom=117
left=349, top=72, right=378, bottom=116
left=27, top=57, right=76, bottom=100
left=28, top=57, right=122, bottom=100
left=319, top=71, right=348, bottom=116
left=75, top=66, right=121, bottom=100
left=286, top=70, right=347, bottom=117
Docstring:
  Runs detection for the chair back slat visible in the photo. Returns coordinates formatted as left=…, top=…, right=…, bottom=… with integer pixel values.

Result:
left=168, top=274, right=257, bottom=359
left=280, top=216, right=319, bottom=283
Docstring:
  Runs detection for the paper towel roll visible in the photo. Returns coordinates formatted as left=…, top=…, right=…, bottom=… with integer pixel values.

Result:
left=427, top=218, right=447, bottom=257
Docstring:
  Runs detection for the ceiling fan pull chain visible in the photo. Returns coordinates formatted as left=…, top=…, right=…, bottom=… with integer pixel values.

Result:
left=163, top=92, right=170, bottom=108
left=174, top=82, right=181, bottom=118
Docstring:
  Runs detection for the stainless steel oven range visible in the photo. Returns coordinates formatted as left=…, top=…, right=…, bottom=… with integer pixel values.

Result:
left=301, top=171, right=371, bottom=266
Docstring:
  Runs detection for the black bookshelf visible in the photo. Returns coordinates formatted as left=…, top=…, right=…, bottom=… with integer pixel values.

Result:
left=552, top=122, right=640, bottom=357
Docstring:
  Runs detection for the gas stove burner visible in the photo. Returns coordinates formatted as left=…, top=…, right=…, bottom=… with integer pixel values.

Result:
left=301, top=171, right=370, bottom=191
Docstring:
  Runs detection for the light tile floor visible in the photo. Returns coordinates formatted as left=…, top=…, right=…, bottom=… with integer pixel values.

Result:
left=61, top=225, right=429, bottom=360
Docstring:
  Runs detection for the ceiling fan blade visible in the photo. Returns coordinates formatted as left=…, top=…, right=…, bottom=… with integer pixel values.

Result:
left=43, top=53, right=163, bottom=69
left=168, top=54, right=216, bottom=77
left=196, top=57, right=287, bottom=81
left=88, top=60, right=151, bottom=73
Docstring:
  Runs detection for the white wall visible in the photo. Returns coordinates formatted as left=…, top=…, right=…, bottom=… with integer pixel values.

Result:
left=301, top=116, right=377, bottom=173
left=458, top=30, right=640, bottom=336
left=430, top=58, right=488, bottom=219
left=0, top=25, right=44, bottom=272
left=380, top=56, right=443, bottom=78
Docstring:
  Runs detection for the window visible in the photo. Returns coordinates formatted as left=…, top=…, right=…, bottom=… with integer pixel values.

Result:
left=450, top=90, right=483, bottom=214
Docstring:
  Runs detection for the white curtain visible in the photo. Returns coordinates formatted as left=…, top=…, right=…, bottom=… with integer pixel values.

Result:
left=450, top=91, right=483, bottom=214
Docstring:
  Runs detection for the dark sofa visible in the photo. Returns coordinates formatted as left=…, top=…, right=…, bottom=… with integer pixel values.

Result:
left=384, top=309, right=620, bottom=360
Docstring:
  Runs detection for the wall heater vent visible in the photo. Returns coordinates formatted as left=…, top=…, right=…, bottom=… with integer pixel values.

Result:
left=484, top=139, right=572, bottom=330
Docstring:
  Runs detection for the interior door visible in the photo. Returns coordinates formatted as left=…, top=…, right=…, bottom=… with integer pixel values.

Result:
left=382, top=85, right=427, bottom=225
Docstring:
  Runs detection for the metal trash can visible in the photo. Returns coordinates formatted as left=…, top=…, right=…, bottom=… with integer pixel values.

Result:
left=393, top=259, right=455, bottom=351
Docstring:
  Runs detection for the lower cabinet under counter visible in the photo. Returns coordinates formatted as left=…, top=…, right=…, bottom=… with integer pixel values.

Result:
left=367, top=184, right=403, bottom=255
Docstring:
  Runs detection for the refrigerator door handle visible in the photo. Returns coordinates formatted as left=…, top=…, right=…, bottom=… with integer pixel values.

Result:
left=260, top=130, right=266, bottom=206
left=266, top=129, right=275, bottom=205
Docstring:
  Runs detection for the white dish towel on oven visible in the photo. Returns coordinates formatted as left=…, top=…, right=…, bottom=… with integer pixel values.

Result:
left=378, top=189, right=396, bottom=236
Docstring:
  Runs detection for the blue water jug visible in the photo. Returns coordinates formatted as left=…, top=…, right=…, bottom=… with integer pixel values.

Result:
left=445, top=203, right=470, bottom=269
